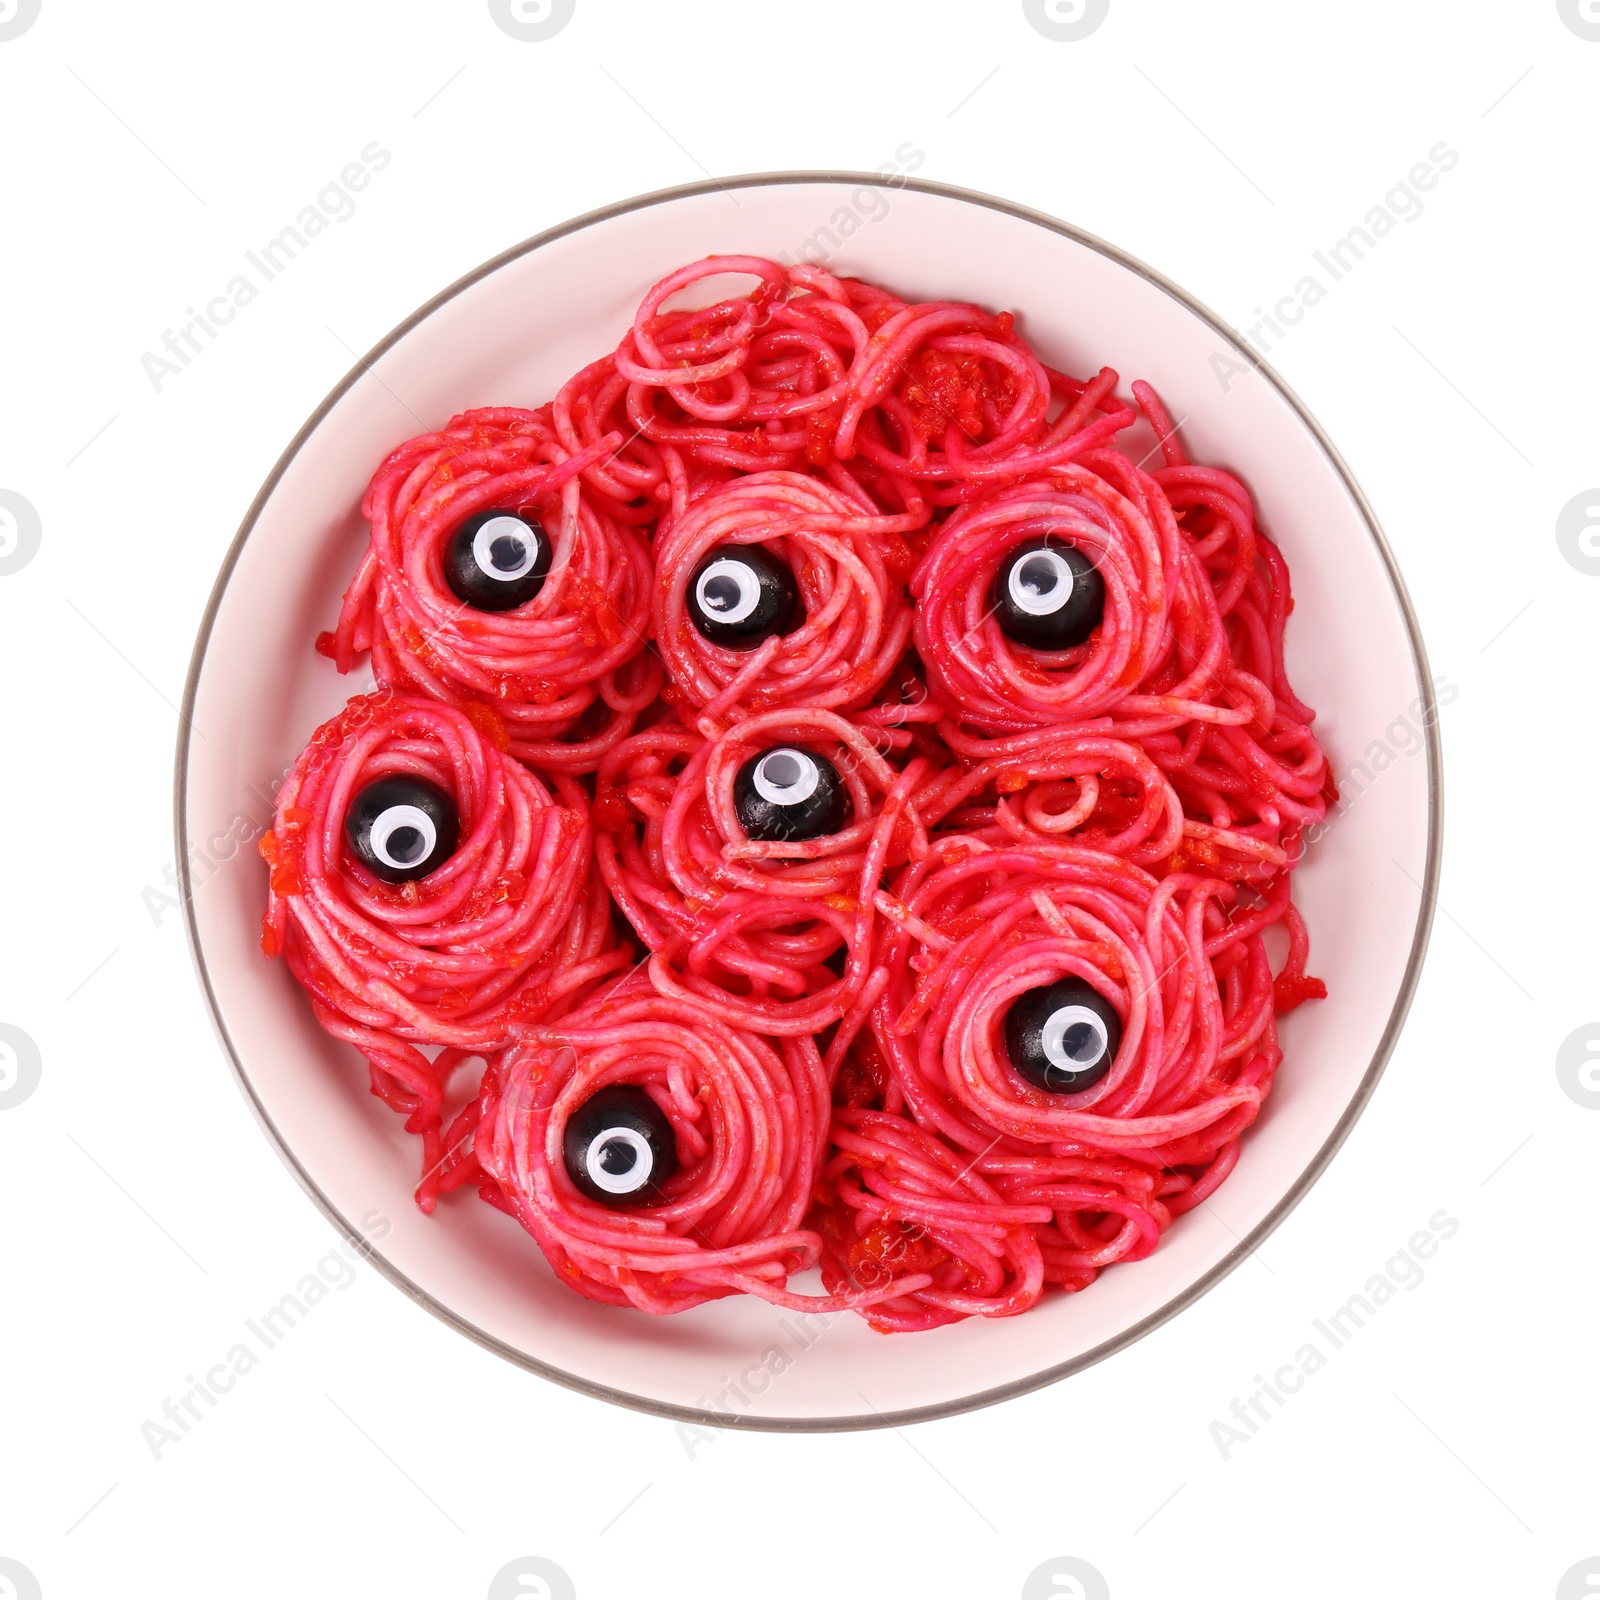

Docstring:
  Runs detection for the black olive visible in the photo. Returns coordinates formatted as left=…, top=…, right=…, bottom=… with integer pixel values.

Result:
left=733, top=746, right=848, bottom=842
left=344, top=775, right=459, bottom=883
left=563, top=1085, right=678, bottom=1205
left=687, top=545, right=800, bottom=648
left=1004, top=977, right=1121, bottom=1093
left=442, top=509, right=551, bottom=612
left=992, top=536, right=1103, bottom=650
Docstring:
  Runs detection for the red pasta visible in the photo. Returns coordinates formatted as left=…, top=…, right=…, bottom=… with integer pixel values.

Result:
left=652, top=471, right=923, bottom=720
left=814, top=834, right=1283, bottom=1329
left=915, top=727, right=1184, bottom=870
left=911, top=464, right=1231, bottom=735
left=261, top=691, right=626, bottom=1192
left=267, top=253, right=1332, bottom=1335
left=469, top=975, right=931, bottom=1314
left=883, top=839, right=1274, bottom=1154
left=595, top=706, right=937, bottom=1040
left=323, top=407, right=659, bottom=773
left=1133, top=388, right=1335, bottom=868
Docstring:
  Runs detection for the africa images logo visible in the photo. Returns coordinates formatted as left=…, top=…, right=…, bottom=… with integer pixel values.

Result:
left=488, top=0, right=575, bottom=42
left=0, top=0, right=41, bottom=43
left=1022, top=0, right=1109, bottom=42
left=0, top=490, right=42, bottom=576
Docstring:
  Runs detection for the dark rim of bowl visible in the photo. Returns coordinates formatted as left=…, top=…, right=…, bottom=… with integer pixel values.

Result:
left=175, top=170, right=1443, bottom=1433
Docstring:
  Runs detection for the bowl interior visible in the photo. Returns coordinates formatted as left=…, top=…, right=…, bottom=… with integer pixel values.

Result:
left=180, top=177, right=1436, bottom=1427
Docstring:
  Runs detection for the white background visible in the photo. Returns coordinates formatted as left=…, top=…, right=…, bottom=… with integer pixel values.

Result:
left=1, top=2, right=1595, bottom=1597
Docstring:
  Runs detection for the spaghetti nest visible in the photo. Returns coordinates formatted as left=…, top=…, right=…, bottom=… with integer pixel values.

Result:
left=595, top=708, right=937, bottom=1040
left=810, top=835, right=1299, bottom=1330
left=325, top=407, right=659, bottom=773
left=911, top=462, right=1231, bottom=733
left=652, top=470, right=924, bottom=719
left=472, top=978, right=930, bottom=1315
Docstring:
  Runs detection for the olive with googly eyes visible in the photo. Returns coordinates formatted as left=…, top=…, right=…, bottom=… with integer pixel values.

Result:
left=733, top=745, right=848, bottom=842
left=992, top=536, right=1104, bottom=650
left=1004, top=977, right=1122, bottom=1094
left=562, top=1085, right=678, bottom=1206
left=443, top=509, right=551, bottom=612
left=687, top=545, right=800, bottom=647
left=344, top=775, right=459, bottom=884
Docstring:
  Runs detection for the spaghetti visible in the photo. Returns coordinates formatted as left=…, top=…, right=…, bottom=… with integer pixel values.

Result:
left=594, top=707, right=937, bottom=1039
left=910, top=464, right=1230, bottom=735
left=324, top=407, right=659, bottom=773
left=470, top=976, right=931, bottom=1314
left=652, top=471, right=924, bottom=721
left=261, top=691, right=625, bottom=1191
left=268, top=253, right=1332, bottom=1332
left=813, top=835, right=1287, bottom=1328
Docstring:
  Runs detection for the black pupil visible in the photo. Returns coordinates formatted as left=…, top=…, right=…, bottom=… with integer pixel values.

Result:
left=488, top=532, right=526, bottom=573
left=597, top=1137, right=637, bottom=1175
left=387, top=825, right=424, bottom=863
left=763, top=752, right=802, bottom=789
left=704, top=574, right=741, bottom=612
left=1022, top=556, right=1060, bottom=601
left=1062, top=1019, right=1101, bottom=1062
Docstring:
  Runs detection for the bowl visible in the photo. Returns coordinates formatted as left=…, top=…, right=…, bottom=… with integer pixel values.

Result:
left=177, top=173, right=1440, bottom=1429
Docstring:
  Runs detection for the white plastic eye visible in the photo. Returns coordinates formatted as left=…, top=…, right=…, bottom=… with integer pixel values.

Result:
left=752, top=748, right=820, bottom=807
left=1008, top=548, right=1076, bottom=616
left=472, top=514, right=540, bottom=582
left=370, top=805, right=438, bottom=872
left=695, top=556, right=762, bottom=624
left=1041, top=1004, right=1109, bottom=1073
left=470, top=515, right=540, bottom=585
left=584, top=1126, right=654, bottom=1195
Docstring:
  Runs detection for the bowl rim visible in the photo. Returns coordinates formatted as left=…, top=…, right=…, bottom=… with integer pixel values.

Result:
left=175, top=169, right=1443, bottom=1433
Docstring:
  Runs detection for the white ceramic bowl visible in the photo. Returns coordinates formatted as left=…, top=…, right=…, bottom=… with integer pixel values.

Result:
left=178, top=174, right=1440, bottom=1430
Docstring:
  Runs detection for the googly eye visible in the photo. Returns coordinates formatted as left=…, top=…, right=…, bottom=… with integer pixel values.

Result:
left=443, top=509, right=550, bottom=612
left=474, top=516, right=540, bottom=582
left=993, top=537, right=1103, bottom=650
left=344, top=775, right=459, bottom=884
left=1009, top=549, right=1074, bottom=615
left=585, top=1127, right=652, bottom=1193
left=1041, top=1004, right=1108, bottom=1071
left=1004, top=977, right=1121, bottom=1093
left=687, top=544, right=800, bottom=648
left=753, top=748, right=819, bottom=806
left=696, top=558, right=761, bottom=624
left=733, top=745, right=847, bottom=842
left=562, top=1085, right=678, bottom=1206
left=370, top=804, right=436, bottom=871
